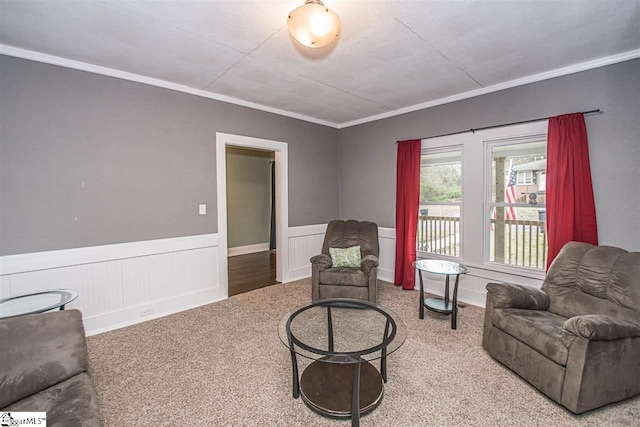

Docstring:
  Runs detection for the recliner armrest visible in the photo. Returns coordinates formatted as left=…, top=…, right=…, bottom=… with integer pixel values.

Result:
left=310, top=254, right=332, bottom=272
left=486, top=282, right=550, bottom=310
left=564, top=315, right=640, bottom=342
left=360, top=255, right=379, bottom=275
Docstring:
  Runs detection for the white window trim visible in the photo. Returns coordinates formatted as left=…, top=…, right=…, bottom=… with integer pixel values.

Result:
left=482, top=122, right=548, bottom=275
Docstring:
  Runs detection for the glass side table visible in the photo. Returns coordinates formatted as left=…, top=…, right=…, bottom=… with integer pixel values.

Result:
left=413, top=259, right=469, bottom=329
left=0, top=289, right=78, bottom=319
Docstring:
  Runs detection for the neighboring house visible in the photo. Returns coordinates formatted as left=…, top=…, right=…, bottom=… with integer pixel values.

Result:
left=513, top=159, right=546, bottom=204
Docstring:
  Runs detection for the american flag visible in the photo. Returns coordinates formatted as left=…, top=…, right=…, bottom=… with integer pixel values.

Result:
left=505, top=160, right=518, bottom=220
left=491, top=160, right=517, bottom=229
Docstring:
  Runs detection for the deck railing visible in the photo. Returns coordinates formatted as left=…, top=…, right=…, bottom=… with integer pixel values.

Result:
left=417, top=215, right=460, bottom=257
left=417, top=215, right=548, bottom=269
left=493, top=219, right=547, bottom=269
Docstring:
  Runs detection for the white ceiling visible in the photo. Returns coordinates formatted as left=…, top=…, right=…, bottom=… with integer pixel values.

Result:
left=1, top=0, right=639, bottom=128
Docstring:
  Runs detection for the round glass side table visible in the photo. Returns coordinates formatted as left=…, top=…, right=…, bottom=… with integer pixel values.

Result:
left=413, top=259, right=469, bottom=329
left=0, top=289, right=78, bottom=319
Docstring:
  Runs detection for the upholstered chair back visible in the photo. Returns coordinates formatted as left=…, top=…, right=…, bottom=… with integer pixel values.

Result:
left=321, top=220, right=379, bottom=259
left=542, top=242, right=640, bottom=321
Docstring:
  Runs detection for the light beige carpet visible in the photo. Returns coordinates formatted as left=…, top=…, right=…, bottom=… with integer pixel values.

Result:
left=87, top=279, right=639, bottom=426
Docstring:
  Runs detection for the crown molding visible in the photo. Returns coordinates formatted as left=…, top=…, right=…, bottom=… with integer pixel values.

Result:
left=337, top=49, right=640, bottom=129
left=0, top=44, right=340, bottom=129
left=1, top=44, right=638, bottom=130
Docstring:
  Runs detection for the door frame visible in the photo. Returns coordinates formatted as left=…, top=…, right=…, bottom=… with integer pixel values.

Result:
left=216, top=133, right=289, bottom=298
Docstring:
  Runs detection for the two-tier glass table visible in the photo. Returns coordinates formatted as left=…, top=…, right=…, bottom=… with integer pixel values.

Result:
left=414, top=259, right=469, bottom=329
left=278, top=298, right=406, bottom=427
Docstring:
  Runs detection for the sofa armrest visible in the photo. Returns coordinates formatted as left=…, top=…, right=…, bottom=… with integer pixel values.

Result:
left=564, top=315, right=640, bottom=341
left=310, top=254, right=332, bottom=272
left=360, top=255, right=379, bottom=275
left=485, top=282, right=550, bottom=310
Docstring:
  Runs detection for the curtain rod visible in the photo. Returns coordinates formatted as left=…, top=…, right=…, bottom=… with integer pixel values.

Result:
left=396, top=109, right=602, bottom=143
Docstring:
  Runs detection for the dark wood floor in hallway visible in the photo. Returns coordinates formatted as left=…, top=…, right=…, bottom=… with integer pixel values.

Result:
left=228, top=250, right=279, bottom=296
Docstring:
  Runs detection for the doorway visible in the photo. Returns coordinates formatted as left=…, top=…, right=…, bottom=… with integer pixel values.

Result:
left=216, top=133, right=289, bottom=299
left=225, top=147, right=277, bottom=296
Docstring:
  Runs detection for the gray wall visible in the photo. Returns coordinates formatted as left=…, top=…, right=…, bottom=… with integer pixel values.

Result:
left=338, top=59, right=640, bottom=251
left=225, top=147, right=273, bottom=248
left=0, top=55, right=339, bottom=255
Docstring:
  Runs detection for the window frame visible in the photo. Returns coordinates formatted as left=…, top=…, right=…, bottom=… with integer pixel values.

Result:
left=483, top=133, right=548, bottom=275
left=414, top=122, right=547, bottom=281
left=417, top=144, right=464, bottom=261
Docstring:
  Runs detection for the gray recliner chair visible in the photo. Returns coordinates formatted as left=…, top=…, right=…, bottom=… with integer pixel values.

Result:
left=310, top=220, right=379, bottom=303
left=0, top=309, right=101, bottom=425
left=483, top=242, right=640, bottom=414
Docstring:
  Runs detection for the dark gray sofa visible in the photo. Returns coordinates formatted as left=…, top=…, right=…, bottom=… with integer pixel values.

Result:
left=310, top=219, right=379, bottom=303
left=0, top=309, right=100, bottom=426
left=483, top=242, right=640, bottom=413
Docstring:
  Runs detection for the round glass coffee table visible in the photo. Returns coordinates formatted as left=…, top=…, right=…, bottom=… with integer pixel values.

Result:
left=414, top=259, right=469, bottom=329
left=0, top=289, right=78, bottom=319
left=279, top=298, right=406, bottom=427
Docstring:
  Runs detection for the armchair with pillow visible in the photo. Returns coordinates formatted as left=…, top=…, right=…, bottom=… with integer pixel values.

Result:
left=311, top=220, right=380, bottom=303
left=483, top=242, right=640, bottom=413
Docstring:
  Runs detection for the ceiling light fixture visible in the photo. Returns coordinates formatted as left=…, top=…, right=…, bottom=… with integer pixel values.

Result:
left=287, top=0, right=341, bottom=48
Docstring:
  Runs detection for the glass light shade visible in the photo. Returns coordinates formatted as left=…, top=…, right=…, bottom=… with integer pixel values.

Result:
left=287, top=1, right=341, bottom=48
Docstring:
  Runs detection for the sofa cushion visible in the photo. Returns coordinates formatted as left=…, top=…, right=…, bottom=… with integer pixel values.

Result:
left=492, top=308, right=569, bottom=366
left=3, top=373, right=100, bottom=427
left=575, top=246, right=625, bottom=299
left=0, top=310, right=89, bottom=408
left=608, top=252, right=640, bottom=311
left=320, top=268, right=369, bottom=287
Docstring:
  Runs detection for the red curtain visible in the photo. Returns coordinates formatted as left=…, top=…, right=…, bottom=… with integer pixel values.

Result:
left=546, top=113, right=598, bottom=269
left=394, top=139, right=421, bottom=290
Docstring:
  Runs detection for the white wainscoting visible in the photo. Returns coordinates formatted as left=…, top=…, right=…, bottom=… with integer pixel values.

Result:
left=287, top=224, right=328, bottom=280
left=282, top=224, right=543, bottom=308
left=0, top=234, right=222, bottom=335
left=285, top=224, right=396, bottom=283
left=377, top=228, right=396, bottom=283
left=0, top=226, right=540, bottom=334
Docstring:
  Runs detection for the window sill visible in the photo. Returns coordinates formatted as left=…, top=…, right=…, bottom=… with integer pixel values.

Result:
left=416, top=251, right=460, bottom=262
left=465, top=262, right=545, bottom=281
left=416, top=251, right=545, bottom=281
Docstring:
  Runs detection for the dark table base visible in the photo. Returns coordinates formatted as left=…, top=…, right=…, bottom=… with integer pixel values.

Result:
left=300, top=358, right=384, bottom=419
left=424, top=297, right=455, bottom=313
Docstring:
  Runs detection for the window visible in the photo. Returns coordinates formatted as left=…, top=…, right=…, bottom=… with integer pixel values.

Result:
left=414, top=121, right=547, bottom=279
left=516, top=170, right=534, bottom=185
left=417, top=148, right=462, bottom=258
left=487, top=140, right=548, bottom=270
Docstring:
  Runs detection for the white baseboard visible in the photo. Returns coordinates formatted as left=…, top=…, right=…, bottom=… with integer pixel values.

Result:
left=84, top=288, right=224, bottom=336
left=378, top=268, right=394, bottom=283
left=289, top=265, right=312, bottom=281
left=228, top=243, right=270, bottom=257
